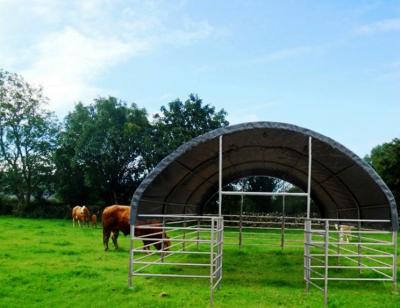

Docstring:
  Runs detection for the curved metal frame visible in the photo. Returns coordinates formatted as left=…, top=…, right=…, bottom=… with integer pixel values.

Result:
left=131, top=121, right=398, bottom=230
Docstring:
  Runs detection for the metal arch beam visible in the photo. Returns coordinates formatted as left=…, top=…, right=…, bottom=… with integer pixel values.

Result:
left=131, top=122, right=398, bottom=230
left=162, top=144, right=352, bottom=214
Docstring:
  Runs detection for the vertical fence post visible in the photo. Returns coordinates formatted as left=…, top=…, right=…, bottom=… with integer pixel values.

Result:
left=218, top=135, right=223, bottom=217
left=183, top=206, right=186, bottom=251
left=217, top=217, right=223, bottom=289
left=197, top=218, right=200, bottom=250
left=210, top=217, right=215, bottom=306
left=220, top=218, right=224, bottom=285
left=304, top=219, right=311, bottom=292
left=357, top=220, right=362, bottom=274
left=161, top=216, right=166, bottom=263
left=356, top=208, right=362, bottom=273
left=239, top=194, right=243, bottom=249
left=281, top=195, right=286, bottom=250
left=393, top=231, right=398, bottom=292
left=128, top=224, right=135, bottom=288
left=324, top=220, right=329, bottom=306
left=336, top=223, right=340, bottom=266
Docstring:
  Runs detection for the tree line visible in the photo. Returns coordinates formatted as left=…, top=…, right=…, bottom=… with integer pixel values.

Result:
left=1, top=69, right=399, bottom=217
left=0, top=69, right=229, bottom=216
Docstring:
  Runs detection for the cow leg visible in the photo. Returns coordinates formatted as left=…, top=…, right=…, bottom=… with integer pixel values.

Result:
left=112, top=230, right=119, bottom=250
left=142, top=240, right=151, bottom=254
left=103, top=229, right=111, bottom=251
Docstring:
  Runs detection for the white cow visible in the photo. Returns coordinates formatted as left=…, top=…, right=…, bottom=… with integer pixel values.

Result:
left=334, top=224, right=353, bottom=243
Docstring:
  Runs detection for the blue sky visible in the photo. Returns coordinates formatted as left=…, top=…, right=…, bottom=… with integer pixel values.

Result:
left=1, top=0, right=399, bottom=156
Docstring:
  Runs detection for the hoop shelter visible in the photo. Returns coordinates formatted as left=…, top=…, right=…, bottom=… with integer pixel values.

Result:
left=130, top=122, right=398, bottom=230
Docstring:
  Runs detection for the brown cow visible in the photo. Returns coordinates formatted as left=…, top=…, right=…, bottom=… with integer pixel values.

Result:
left=102, top=205, right=170, bottom=251
left=91, top=213, right=98, bottom=228
left=72, top=205, right=90, bottom=227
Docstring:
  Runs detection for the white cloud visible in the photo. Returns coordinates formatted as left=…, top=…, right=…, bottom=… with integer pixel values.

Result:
left=355, top=18, right=400, bottom=34
left=0, top=0, right=216, bottom=116
left=22, top=27, right=145, bottom=114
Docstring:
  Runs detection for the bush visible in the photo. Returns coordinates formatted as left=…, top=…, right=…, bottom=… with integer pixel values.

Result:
left=0, top=195, right=17, bottom=215
left=18, top=200, right=71, bottom=219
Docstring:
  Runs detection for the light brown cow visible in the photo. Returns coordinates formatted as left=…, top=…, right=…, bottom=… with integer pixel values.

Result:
left=102, top=205, right=170, bottom=251
left=72, top=205, right=90, bottom=227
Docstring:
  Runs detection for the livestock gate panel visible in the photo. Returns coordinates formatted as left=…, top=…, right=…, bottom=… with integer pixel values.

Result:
left=223, top=214, right=321, bottom=249
left=304, top=218, right=398, bottom=306
left=128, top=214, right=223, bottom=305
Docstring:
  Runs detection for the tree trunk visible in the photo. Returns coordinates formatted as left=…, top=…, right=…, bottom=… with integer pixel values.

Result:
left=112, top=191, right=118, bottom=204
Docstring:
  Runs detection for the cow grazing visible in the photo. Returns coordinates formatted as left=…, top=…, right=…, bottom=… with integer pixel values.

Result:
left=102, top=205, right=170, bottom=251
left=91, top=213, right=98, bottom=228
left=72, top=205, right=90, bottom=227
left=334, top=224, right=353, bottom=243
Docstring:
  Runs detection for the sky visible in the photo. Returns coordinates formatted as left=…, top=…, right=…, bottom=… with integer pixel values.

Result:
left=1, top=0, right=399, bottom=156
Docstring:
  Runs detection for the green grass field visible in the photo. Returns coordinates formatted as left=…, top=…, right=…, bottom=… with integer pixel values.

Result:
left=0, top=216, right=399, bottom=307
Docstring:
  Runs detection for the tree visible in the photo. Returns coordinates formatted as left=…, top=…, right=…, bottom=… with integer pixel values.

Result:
left=148, top=94, right=229, bottom=167
left=365, top=138, right=400, bottom=204
left=54, top=103, right=91, bottom=206
left=0, top=69, right=58, bottom=212
left=242, top=176, right=281, bottom=213
left=55, top=97, right=150, bottom=206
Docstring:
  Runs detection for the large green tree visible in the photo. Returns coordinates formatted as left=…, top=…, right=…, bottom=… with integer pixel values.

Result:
left=55, top=97, right=150, bottom=206
left=0, top=69, right=58, bottom=211
left=148, top=94, right=229, bottom=167
left=365, top=138, right=400, bottom=204
left=54, top=103, right=91, bottom=206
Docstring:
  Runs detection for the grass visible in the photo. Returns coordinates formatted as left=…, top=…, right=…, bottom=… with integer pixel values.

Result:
left=0, top=216, right=399, bottom=307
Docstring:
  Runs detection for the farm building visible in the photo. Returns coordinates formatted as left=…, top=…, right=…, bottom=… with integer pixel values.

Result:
left=128, top=122, right=398, bottom=305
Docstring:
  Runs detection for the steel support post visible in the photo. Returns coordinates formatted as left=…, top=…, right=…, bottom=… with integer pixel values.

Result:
left=306, top=136, right=312, bottom=219
left=305, top=136, right=312, bottom=293
left=218, top=135, right=222, bottom=217
left=239, top=194, right=243, bottom=249
left=281, top=195, right=286, bottom=250
left=324, top=220, right=329, bottom=306
left=393, top=231, right=398, bottom=292
left=336, top=214, right=340, bottom=266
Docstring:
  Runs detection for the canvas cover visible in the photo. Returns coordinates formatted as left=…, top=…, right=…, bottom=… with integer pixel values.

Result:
left=131, top=122, right=398, bottom=230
